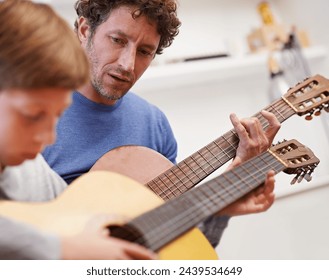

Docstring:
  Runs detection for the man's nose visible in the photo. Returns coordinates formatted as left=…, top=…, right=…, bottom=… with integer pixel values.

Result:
left=118, top=47, right=136, bottom=73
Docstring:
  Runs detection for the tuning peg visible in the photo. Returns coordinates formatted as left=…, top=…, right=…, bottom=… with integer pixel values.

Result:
left=290, top=174, right=299, bottom=185
left=304, top=167, right=316, bottom=182
left=325, top=105, right=329, bottom=113
left=314, top=110, right=322, bottom=116
left=305, top=114, right=313, bottom=121
left=304, top=172, right=312, bottom=182
left=297, top=172, right=306, bottom=183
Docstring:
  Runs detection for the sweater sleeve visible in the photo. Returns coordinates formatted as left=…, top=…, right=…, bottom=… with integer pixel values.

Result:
left=0, top=154, right=67, bottom=202
left=0, top=155, right=66, bottom=259
left=0, top=216, right=61, bottom=260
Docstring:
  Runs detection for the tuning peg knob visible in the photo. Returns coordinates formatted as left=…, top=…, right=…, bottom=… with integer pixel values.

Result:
left=297, top=173, right=306, bottom=183
left=304, top=168, right=315, bottom=182
left=304, top=173, right=312, bottom=182
left=314, top=110, right=321, bottom=116
left=305, top=114, right=313, bottom=121
left=290, top=174, right=299, bottom=185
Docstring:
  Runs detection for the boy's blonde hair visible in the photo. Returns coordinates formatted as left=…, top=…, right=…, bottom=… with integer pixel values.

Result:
left=0, top=0, right=89, bottom=90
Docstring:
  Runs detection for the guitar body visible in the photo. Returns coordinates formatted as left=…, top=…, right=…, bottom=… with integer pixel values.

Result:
left=91, top=145, right=174, bottom=185
left=0, top=171, right=217, bottom=260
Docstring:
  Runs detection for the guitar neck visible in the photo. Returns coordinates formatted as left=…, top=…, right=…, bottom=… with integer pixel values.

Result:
left=130, top=150, right=285, bottom=251
left=146, top=98, right=295, bottom=200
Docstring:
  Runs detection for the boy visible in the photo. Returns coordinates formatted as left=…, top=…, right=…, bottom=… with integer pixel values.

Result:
left=0, top=0, right=155, bottom=260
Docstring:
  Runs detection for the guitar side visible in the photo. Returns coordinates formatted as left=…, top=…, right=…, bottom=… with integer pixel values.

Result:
left=0, top=171, right=217, bottom=260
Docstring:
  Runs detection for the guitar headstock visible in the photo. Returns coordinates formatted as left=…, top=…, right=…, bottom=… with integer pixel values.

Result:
left=270, top=139, right=320, bottom=184
left=283, top=74, right=329, bottom=120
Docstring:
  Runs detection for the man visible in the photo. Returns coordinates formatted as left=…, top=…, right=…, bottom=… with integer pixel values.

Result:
left=0, top=0, right=156, bottom=260
left=42, top=0, right=280, bottom=247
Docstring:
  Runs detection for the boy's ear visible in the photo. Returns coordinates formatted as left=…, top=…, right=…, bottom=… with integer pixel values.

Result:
left=77, top=17, right=90, bottom=44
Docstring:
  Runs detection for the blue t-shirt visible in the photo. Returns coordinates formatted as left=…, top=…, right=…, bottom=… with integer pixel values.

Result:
left=42, top=91, right=177, bottom=184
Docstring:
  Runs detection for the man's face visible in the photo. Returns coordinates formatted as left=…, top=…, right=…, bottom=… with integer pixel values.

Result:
left=0, top=88, right=71, bottom=167
left=79, top=6, right=160, bottom=102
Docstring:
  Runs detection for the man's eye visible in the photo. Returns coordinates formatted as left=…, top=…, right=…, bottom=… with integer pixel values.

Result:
left=139, top=49, right=152, bottom=57
left=111, top=37, right=124, bottom=45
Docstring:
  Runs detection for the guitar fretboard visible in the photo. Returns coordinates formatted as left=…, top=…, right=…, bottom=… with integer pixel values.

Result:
left=146, top=98, right=295, bottom=200
left=131, top=150, right=285, bottom=251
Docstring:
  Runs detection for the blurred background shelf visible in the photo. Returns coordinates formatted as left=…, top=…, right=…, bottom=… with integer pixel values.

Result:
left=133, top=45, right=327, bottom=93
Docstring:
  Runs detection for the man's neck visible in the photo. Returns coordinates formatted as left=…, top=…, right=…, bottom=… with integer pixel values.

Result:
left=78, top=83, right=118, bottom=106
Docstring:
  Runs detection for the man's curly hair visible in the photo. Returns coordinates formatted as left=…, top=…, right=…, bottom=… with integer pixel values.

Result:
left=74, top=0, right=181, bottom=54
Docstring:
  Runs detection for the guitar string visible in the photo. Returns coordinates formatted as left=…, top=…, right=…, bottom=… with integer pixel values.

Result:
left=148, top=99, right=295, bottom=199
left=147, top=142, right=316, bottom=247
left=150, top=80, right=324, bottom=199
left=134, top=152, right=278, bottom=237
left=144, top=161, right=286, bottom=249
left=147, top=82, right=325, bottom=200
left=147, top=99, right=292, bottom=195
left=133, top=154, right=285, bottom=249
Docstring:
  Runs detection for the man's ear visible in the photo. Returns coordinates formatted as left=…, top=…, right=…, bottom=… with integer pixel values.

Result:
left=77, top=17, right=90, bottom=44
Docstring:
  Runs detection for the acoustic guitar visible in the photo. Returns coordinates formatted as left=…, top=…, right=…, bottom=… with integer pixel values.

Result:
left=0, top=139, right=319, bottom=259
left=91, top=74, right=329, bottom=201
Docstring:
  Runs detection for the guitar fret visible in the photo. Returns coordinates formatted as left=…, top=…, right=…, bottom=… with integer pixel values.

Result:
left=182, top=157, right=199, bottom=175
left=189, top=155, right=206, bottom=180
left=167, top=168, right=190, bottom=194
left=164, top=177, right=184, bottom=198
left=269, top=103, right=286, bottom=121
left=162, top=173, right=180, bottom=198
left=221, top=172, right=243, bottom=200
left=175, top=164, right=192, bottom=185
left=199, top=148, right=215, bottom=174
left=213, top=138, right=234, bottom=161
left=179, top=160, right=201, bottom=184
left=203, top=145, right=224, bottom=173
left=169, top=176, right=189, bottom=197
left=222, top=132, right=238, bottom=154
left=156, top=176, right=172, bottom=200
left=238, top=162, right=263, bottom=191
left=198, top=183, right=226, bottom=214
left=206, top=143, right=223, bottom=164
left=226, top=169, right=248, bottom=190
left=149, top=180, right=167, bottom=199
